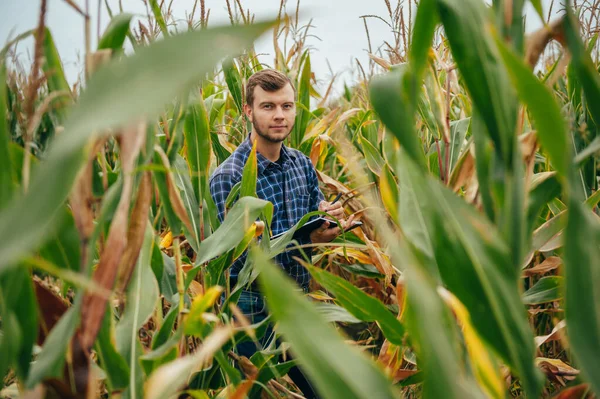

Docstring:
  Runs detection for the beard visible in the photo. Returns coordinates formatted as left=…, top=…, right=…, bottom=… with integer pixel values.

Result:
left=253, top=119, right=294, bottom=143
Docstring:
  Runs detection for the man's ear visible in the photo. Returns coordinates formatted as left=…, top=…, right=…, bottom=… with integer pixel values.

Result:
left=243, top=103, right=252, bottom=122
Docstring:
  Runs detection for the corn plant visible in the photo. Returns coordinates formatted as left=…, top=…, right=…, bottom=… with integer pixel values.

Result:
left=1, top=0, right=600, bottom=398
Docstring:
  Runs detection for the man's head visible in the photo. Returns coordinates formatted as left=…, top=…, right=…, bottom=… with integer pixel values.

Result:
left=244, top=69, right=296, bottom=143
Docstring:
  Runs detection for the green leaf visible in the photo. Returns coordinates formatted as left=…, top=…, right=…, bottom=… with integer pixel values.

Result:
left=398, top=154, right=543, bottom=397
left=42, top=28, right=71, bottom=123
left=27, top=300, right=81, bottom=388
left=0, top=309, right=20, bottom=382
left=145, top=327, right=234, bottom=399
left=495, top=35, right=569, bottom=177
left=173, top=155, right=202, bottom=252
left=0, top=21, right=274, bottom=271
left=95, top=309, right=130, bottom=391
left=149, top=0, right=169, bottom=37
left=564, top=199, right=600, bottom=394
left=409, top=0, right=438, bottom=81
left=252, top=247, right=399, bottom=399
left=116, top=225, right=159, bottom=399
left=522, top=276, right=563, bottom=305
left=308, top=265, right=405, bottom=345
left=194, top=197, right=271, bottom=266
left=315, top=303, right=362, bottom=324
left=435, top=0, right=517, bottom=164
left=184, top=98, right=211, bottom=203
left=0, top=267, right=38, bottom=381
left=370, top=67, right=426, bottom=169
left=526, top=172, right=561, bottom=231
left=38, top=207, right=81, bottom=273
left=360, top=133, right=385, bottom=175
left=98, top=13, right=133, bottom=51
left=240, top=137, right=258, bottom=198
left=153, top=306, right=178, bottom=349
left=291, top=53, right=312, bottom=148
left=564, top=9, right=600, bottom=126
left=529, top=0, right=545, bottom=23
left=379, top=163, right=399, bottom=223
left=223, top=58, right=244, bottom=113
left=448, top=117, right=471, bottom=172
left=403, top=266, right=480, bottom=398
left=574, top=136, right=600, bottom=166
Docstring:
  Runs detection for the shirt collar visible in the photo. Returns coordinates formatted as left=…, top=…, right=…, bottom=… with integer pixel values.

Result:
left=240, top=135, right=297, bottom=174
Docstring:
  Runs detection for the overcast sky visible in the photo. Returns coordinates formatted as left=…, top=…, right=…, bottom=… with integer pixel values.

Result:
left=1, top=0, right=553, bottom=97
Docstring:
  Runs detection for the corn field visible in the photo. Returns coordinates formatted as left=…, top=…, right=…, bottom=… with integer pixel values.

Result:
left=1, top=0, right=600, bottom=398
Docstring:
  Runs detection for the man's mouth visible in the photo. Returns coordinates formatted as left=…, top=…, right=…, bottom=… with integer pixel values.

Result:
left=270, top=126, right=287, bottom=129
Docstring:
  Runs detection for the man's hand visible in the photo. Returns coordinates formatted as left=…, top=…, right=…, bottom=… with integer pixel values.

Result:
left=309, top=200, right=356, bottom=243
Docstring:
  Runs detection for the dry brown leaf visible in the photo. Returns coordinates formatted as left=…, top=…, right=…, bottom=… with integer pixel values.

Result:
left=450, top=149, right=475, bottom=192
left=70, top=139, right=105, bottom=271
left=116, top=171, right=152, bottom=294
left=523, top=256, right=562, bottom=277
left=525, top=17, right=566, bottom=68
left=188, top=280, right=204, bottom=298
left=33, top=277, right=69, bottom=345
left=229, top=378, right=256, bottom=399
left=364, top=237, right=394, bottom=284
left=377, top=340, right=418, bottom=383
left=369, top=53, right=392, bottom=70
left=535, top=320, right=566, bottom=348
left=536, top=357, right=580, bottom=377
left=552, top=384, right=591, bottom=399
left=309, top=136, right=322, bottom=167
left=155, top=145, right=196, bottom=236
left=80, top=122, right=146, bottom=351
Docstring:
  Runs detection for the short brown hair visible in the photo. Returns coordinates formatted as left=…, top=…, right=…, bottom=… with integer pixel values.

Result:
left=245, top=69, right=296, bottom=107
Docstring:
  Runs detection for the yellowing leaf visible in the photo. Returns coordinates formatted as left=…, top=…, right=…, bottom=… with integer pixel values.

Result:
left=439, top=288, right=504, bottom=399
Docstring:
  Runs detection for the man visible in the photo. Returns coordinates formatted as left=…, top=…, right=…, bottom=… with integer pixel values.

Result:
left=209, top=69, right=354, bottom=395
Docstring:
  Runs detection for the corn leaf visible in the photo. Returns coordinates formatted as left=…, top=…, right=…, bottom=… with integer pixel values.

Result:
left=564, top=9, right=600, bottom=126
left=42, top=28, right=71, bottom=122
left=370, top=67, right=426, bottom=169
left=223, top=58, right=244, bottom=113
left=308, top=265, right=405, bottom=345
left=240, top=139, right=258, bottom=198
left=184, top=98, right=211, bottom=203
left=98, top=13, right=133, bottom=51
left=291, top=53, right=312, bottom=148
left=379, top=163, right=399, bottom=222
left=95, top=309, right=130, bottom=392
left=115, top=225, right=158, bottom=399
left=252, top=247, right=400, bottom=399
left=522, top=276, right=563, bottom=305
left=26, top=299, right=80, bottom=388
left=564, top=198, right=600, bottom=395
left=398, top=154, right=543, bottom=397
left=0, top=21, right=274, bottom=271
left=435, top=0, right=517, bottom=164
left=194, top=197, right=271, bottom=266
left=0, top=268, right=38, bottom=382
left=149, top=0, right=169, bottom=37
left=495, top=36, right=569, bottom=177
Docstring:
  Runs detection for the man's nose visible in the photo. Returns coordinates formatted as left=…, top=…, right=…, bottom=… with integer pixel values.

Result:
left=274, top=106, right=284, bottom=119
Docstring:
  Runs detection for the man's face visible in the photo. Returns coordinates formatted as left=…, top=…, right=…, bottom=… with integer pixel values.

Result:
left=244, top=83, right=296, bottom=143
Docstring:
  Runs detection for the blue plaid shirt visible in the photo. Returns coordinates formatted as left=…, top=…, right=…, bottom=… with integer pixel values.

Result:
left=209, top=137, right=324, bottom=289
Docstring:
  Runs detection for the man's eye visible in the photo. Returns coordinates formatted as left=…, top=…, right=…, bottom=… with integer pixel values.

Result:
left=263, top=104, right=272, bottom=109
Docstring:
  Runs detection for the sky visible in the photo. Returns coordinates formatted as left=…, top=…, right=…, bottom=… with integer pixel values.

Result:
left=1, top=0, right=554, bottom=97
